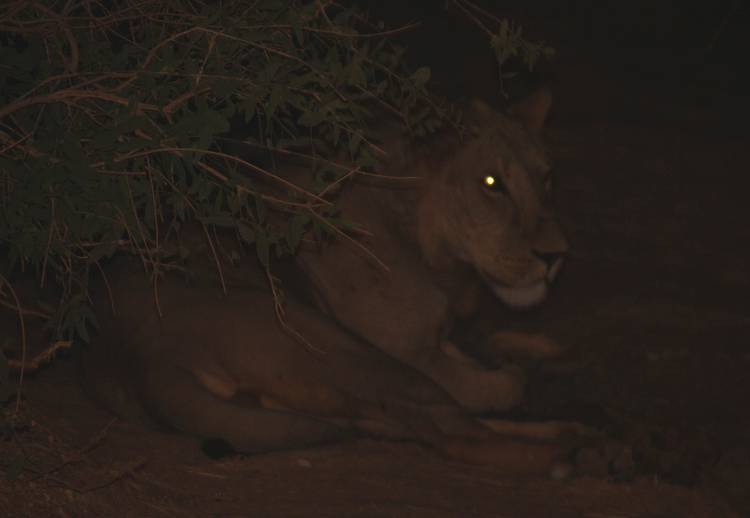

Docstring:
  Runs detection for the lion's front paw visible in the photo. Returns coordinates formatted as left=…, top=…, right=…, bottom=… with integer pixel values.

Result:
left=481, top=331, right=564, bottom=365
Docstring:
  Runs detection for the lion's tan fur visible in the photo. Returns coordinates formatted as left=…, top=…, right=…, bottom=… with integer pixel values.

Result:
left=83, top=90, right=573, bottom=476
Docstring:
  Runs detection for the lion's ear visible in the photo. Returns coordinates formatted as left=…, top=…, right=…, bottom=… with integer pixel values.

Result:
left=509, top=87, right=552, bottom=131
left=465, top=99, right=497, bottom=135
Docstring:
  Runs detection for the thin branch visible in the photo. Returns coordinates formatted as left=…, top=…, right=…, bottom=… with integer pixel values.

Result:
left=7, top=340, right=72, bottom=372
left=0, top=299, right=51, bottom=319
left=307, top=209, right=390, bottom=273
left=193, top=161, right=321, bottom=209
left=40, top=188, right=56, bottom=289
left=119, top=147, right=332, bottom=207
left=0, top=272, right=28, bottom=413
left=237, top=20, right=422, bottom=39
left=0, top=88, right=160, bottom=122
left=201, top=222, right=226, bottom=295
left=265, top=265, right=325, bottom=355
left=316, top=166, right=360, bottom=198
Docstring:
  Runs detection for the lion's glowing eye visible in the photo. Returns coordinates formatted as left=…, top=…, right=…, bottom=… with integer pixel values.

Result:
left=481, top=175, right=506, bottom=194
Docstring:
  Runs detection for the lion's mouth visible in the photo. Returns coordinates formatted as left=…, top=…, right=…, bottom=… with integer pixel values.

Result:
left=490, top=281, right=548, bottom=310
left=486, top=256, right=565, bottom=310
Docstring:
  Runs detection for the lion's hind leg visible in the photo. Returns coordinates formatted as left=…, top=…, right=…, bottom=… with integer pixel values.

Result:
left=140, top=364, right=354, bottom=453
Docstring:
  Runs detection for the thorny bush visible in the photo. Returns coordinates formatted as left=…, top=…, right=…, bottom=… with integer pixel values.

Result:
left=0, top=0, right=552, bottom=359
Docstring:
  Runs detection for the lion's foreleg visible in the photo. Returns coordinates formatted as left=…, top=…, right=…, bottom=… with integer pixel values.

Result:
left=411, top=342, right=526, bottom=413
left=478, top=418, right=600, bottom=441
left=438, top=434, right=571, bottom=477
left=475, top=331, right=565, bottom=366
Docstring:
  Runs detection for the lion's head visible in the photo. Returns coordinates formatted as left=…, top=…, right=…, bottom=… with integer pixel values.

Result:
left=416, top=90, right=567, bottom=309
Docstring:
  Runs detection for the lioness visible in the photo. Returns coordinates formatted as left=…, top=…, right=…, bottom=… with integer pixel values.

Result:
left=83, top=89, right=573, bottom=475
left=296, top=88, right=567, bottom=413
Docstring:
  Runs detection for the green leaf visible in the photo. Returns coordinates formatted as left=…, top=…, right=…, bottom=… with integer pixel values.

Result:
left=198, top=214, right=235, bottom=227
left=411, top=67, right=431, bottom=87
left=88, top=242, right=118, bottom=263
left=75, top=312, right=91, bottom=343
left=291, top=14, right=305, bottom=46
left=79, top=302, right=99, bottom=331
left=266, top=87, right=286, bottom=118
left=238, top=221, right=255, bottom=243
left=297, top=110, right=327, bottom=128
left=286, top=213, right=309, bottom=253
left=348, top=132, right=363, bottom=156
left=256, top=198, right=266, bottom=224
left=348, top=61, right=367, bottom=86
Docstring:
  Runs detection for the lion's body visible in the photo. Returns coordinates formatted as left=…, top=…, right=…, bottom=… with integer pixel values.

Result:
left=83, top=90, right=572, bottom=475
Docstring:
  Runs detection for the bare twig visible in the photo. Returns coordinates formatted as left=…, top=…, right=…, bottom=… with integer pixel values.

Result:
left=0, top=88, right=160, bottom=122
left=7, top=340, right=72, bottom=373
left=201, top=222, right=226, bottom=295
left=0, top=273, right=27, bottom=413
left=265, top=265, right=325, bottom=355
left=119, top=147, right=333, bottom=207
left=307, top=209, right=390, bottom=273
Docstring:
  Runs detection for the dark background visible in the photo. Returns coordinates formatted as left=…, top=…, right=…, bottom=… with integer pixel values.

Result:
left=368, top=1, right=749, bottom=120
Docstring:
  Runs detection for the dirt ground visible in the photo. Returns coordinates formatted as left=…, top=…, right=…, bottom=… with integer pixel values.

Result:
left=2, top=3, right=749, bottom=517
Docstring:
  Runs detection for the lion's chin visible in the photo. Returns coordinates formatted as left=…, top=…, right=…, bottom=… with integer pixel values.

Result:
left=491, top=281, right=548, bottom=310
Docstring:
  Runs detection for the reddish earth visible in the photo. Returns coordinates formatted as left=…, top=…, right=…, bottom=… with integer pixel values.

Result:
left=2, top=3, right=749, bottom=517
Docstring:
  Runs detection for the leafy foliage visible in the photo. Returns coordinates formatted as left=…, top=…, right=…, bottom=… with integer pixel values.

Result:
left=0, top=1, right=552, bottom=344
